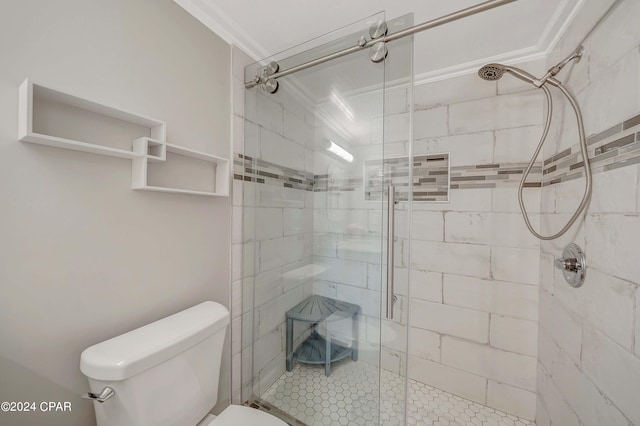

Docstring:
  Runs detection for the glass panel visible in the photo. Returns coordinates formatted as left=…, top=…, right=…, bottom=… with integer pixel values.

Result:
left=379, top=14, right=413, bottom=426
left=242, top=12, right=413, bottom=425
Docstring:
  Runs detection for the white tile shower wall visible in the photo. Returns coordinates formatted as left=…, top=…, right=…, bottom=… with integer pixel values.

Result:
left=537, top=1, right=640, bottom=425
left=486, top=381, right=537, bottom=420
left=410, top=355, right=488, bottom=404
left=406, top=65, right=546, bottom=420
left=443, top=275, right=539, bottom=321
left=410, top=300, right=490, bottom=344
left=449, top=90, right=544, bottom=135
left=230, top=46, right=316, bottom=403
left=537, top=364, right=580, bottom=426
left=414, top=132, right=494, bottom=167
left=489, top=315, right=538, bottom=357
left=441, top=337, right=537, bottom=392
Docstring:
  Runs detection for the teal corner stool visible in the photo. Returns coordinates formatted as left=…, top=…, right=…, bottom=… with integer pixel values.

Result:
left=286, top=295, right=361, bottom=377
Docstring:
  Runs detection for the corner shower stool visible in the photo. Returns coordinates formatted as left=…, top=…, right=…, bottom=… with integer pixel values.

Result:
left=286, top=295, right=361, bottom=377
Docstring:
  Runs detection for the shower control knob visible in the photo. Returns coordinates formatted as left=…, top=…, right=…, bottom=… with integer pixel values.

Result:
left=554, top=243, right=586, bottom=288
left=554, top=257, right=580, bottom=272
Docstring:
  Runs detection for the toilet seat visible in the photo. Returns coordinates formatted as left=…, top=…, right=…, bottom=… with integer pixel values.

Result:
left=199, top=405, right=288, bottom=426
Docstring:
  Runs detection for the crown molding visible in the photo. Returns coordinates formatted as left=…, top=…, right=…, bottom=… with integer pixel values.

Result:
left=413, top=0, right=583, bottom=86
left=539, top=0, right=585, bottom=57
left=173, top=0, right=268, bottom=62
left=413, top=45, right=546, bottom=86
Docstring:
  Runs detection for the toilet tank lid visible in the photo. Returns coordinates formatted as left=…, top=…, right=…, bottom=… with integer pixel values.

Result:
left=80, top=301, right=230, bottom=381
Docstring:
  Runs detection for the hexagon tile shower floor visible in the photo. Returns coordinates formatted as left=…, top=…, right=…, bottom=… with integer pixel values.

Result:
left=261, top=360, right=535, bottom=426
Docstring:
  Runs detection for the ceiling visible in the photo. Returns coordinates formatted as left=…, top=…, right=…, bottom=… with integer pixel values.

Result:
left=174, top=0, right=584, bottom=84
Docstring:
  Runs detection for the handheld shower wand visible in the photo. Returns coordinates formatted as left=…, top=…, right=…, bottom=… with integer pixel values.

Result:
left=477, top=47, right=592, bottom=241
left=478, top=44, right=584, bottom=87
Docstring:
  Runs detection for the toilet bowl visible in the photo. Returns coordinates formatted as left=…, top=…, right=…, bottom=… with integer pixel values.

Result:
left=80, top=301, right=287, bottom=426
left=198, top=406, right=287, bottom=425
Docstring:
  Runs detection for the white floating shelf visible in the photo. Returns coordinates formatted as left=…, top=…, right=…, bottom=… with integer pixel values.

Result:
left=133, top=137, right=166, bottom=163
left=132, top=143, right=229, bottom=197
left=18, top=78, right=228, bottom=198
left=18, top=78, right=166, bottom=159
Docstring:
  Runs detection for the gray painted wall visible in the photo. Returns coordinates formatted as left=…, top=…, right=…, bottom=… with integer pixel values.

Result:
left=0, top=0, right=231, bottom=425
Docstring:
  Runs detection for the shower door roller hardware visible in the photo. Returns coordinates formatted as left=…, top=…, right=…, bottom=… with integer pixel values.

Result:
left=82, top=386, right=115, bottom=403
left=554, top=243, right=586, bottom=288
left=370, top=42, right=388, bottom=63
left=260, top=61, right=279, bottom=78
left=245, top=0, right=517, bottom=90
left=369, top=20, right=388, bottom=39
left=369, top=20, right=388, bottom=63
left=263, top=79, right=279, bottom=94
left=259, top=62, right=280, bottom=94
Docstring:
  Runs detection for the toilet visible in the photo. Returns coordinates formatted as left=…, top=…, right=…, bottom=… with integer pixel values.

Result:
left=80, top=301, right=287, bottom=426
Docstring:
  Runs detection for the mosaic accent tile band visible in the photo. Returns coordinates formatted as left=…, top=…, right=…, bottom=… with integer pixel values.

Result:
left=450, top=163, right=541, bottom=190
left=363, top=154, right=450, bottom=202
left=542, top=111, right=640, bottom=185
left=313, top=174, right=361, bottom=193
left=234, top=154, right=314, bottom=191
left=234, top=110, right=640, bottom=197
left=234, top=153, right=543, bottom=199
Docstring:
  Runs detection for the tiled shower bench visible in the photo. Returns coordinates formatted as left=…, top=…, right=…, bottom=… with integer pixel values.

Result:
left=286, top=295, right=361, bottom=376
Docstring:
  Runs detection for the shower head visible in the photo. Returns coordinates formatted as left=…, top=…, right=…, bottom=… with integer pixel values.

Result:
left=478, top=64, right=505, bottom=81
left=478, top=63, right=541, bottom=86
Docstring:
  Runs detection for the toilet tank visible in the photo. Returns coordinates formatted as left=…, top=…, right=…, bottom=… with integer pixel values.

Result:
left=80, top=301, right=230, bottom=426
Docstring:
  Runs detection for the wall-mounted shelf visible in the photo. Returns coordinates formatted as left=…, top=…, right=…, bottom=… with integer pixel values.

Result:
left=18, top=79, right=166, bottom=159
left=18, top=78, right=229, bottom=197
left=133, top=137, right=166, bottom=162
left=132, top=143, right=229, bottom=197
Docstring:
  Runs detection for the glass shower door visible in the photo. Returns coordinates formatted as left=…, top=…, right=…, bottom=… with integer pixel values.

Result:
left=241, top=12, right=413, bottom=425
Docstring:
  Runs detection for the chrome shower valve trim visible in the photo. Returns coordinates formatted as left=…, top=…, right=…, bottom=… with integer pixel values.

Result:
left=554, top=243, right=587, bottom=288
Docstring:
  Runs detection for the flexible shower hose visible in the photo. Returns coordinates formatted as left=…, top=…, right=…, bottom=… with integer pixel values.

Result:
left=518, top=83, right=592, bottom=240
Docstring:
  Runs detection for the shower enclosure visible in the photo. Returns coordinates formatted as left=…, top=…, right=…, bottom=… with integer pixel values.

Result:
left=231, top=0, right=640, bottom=425
left=239, top=13, right=414, bottom=426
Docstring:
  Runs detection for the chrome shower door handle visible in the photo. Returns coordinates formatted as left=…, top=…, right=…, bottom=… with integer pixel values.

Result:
left=386, top=185, right=395, bottom=320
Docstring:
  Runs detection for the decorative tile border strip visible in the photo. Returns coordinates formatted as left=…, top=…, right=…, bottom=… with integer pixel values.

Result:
left=233, top=153, right=452, bottom=201
left=234, top=154, right=314, bottom=191
left=362, top=154, right=450, bottom=202
left=313, top=175, right=361, bottom=193
left=233, top=154, right=541, bottom=199
left=413, top=154, right=450, bottom=201
left=450, top=163, right=542, bottom=190
left=233, top=110, right=640, bottom=197
left=543, top=111, right=640, bottom=185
